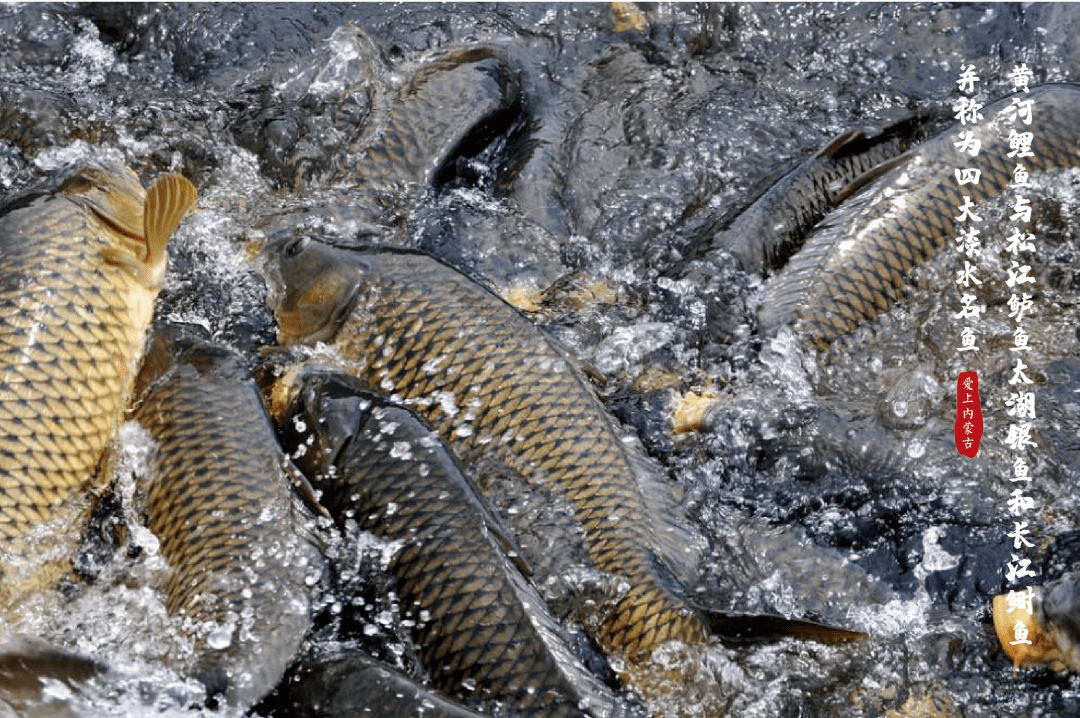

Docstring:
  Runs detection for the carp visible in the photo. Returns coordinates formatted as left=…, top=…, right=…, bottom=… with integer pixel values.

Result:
left=274, top=368, right=630, bottom=717
left=758, top=83, right=1080, bottom=348
left=0, top=637, right=106, bottom=718
left=993, top=573, right=1080, bottom=671
left=132, top=326, right=324, bottom=707
left=275, top=652, right=515, bottom=718
left=0, top=161, right=195, bottom=555
left=261, top=239, right=710, bottom=666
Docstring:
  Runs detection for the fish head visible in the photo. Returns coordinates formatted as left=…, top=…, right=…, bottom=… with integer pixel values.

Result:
left=59, top=161, right=147, bottom=252
left=58, top=162, right=196, bottom=290
left=273, top=367, right=375, bottom=481
left=134, top=324, right=245, bottom=404
left=261, top=234, right=368, bottom=346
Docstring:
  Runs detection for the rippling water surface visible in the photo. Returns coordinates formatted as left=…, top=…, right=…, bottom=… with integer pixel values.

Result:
left=4, top=3, right=1080, bottom=716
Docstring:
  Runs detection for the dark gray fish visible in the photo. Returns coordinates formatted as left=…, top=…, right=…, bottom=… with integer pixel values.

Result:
left=132, top=326, right=323, bottom=707
left=0, top=637, right=105, bottom=718
left=714, top=109, right=948, bottom=274
left=260, top=46, right=520, bottom=242
left=759, top=83, right=1080, bottom=348
left=276, top=369, right=629, bottom=717
left=262, top=239, right=710, bottom=667
left=273, top=652, right=508, bottom=718
left=0, top=85, right=95, bottom=156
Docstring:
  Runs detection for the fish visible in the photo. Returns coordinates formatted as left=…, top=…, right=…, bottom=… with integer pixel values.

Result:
left=0, top=161, right=196, bottom=541
left=266, top=46, right=521, bottom=234
left=993, top=573, right=1080, bottom=671
left=273, top=368, right=631, bottom=718
left=131, top=326, right=324, bottom=707
left=261, top=238, right=711, bottom=668
left=0, top=636, right=106, bottom=718
left=273, top=652, right=514, bottom=718
left=343, top=47, right=520, bottom=215
left=758, top=83, right=1080, bottom=348
left=710, top=108, right=947, bottom=275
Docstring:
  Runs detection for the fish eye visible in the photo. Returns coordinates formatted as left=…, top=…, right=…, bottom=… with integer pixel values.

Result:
left=284, top=236, right=311, bottom=259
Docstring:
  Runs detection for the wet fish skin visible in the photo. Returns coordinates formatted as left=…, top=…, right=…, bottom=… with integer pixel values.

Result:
left=0, top=162, right=196, bottom=540
left=329, top=46, right=521, bottom=229
left=277, top=369, right=629, bottom=718
left=263, top=238, right=709, bottom=665
left=759, top=83, right=1080, bottom=348
left=0, top=637, right=106, bottom=718
left=133, top=326, right=322, bottom=708
left=271, top=652, right=507, bottom=718
left=713, top=108, right=948, bottom=274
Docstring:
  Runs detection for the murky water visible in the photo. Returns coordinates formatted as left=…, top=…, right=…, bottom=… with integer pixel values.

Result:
left=3, top=3, right=1080, bottom=716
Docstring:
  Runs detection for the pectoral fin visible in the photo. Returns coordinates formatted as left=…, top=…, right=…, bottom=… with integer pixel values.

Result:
left=143, top=174, right=198, bottom=266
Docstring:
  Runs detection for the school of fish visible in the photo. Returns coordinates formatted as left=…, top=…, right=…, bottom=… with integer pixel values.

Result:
left=3, top=12, right=1080, bottom=716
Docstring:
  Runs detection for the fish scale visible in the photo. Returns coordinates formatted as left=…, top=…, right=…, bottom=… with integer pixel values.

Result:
left=133, top=329, right=320, bottom=707
left=0, top=163, right=194, bottom=540
left=267, top=242, right=709, bottom=664
left=760, top=83, right=1080, bottom=348
left=279, top=372, right=630, bottom=717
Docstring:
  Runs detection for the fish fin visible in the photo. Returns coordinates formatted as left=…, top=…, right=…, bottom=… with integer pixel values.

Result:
left=702, top=610, right=868, bottom=645
left=0, top=636, right=107, bottom=690
left=627, top=447, right=704, bottom=593
left=756, top=185, right=879, bottom=334
left=100, top=245, right=148, bottom=277
left=546, top=332, right=607, bottom=387
left=462, top=457, right=537, bottom=579
left=283, top=456, right=332, bottom=522
left=828, top=148, right=913, bottom=205
left=813, top=128, right=865, bottom=158
left=143, top=174, right=198, bottom=266
left=493, top=552, right=629, bottom=718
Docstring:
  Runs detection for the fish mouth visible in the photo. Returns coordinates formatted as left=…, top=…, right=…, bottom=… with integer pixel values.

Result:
left=259, top=234, right=362, bottom=345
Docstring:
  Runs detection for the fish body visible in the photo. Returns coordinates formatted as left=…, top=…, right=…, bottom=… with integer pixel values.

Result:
left=0, top=162, right=196, bottom=540
left=132, top=327, right=322, bottom=707
left=263, top=239, right=708, bottom=665
left=715, top=109, right=947, bottom=274
left=275, top=652, right=512, bottom=718
left=278, top=370, right=628, bottom=717
left=758, top=83, right=1080, bottom=348
left=994, top=572, right=1080, bottom=671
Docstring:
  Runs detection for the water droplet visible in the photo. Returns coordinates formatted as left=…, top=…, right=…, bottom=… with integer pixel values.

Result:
left=207, top=624, right=233, bottom=650
left=907, top=438, right=926, bottom=459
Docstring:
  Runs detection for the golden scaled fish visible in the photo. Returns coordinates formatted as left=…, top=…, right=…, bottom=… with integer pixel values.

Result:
left=274, top=369, right=630, bottom=718
left=0, top=162, right=197, bottom=540
left=132, top=326, right=324, bottom=707
left=758, top=83, right=1080, bottom=349
left=261, top=238, right=713, bottom=666
left=993, top=573, right=1080, bottom=671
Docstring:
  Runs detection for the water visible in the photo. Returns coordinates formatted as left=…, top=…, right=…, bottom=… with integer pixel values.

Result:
left=3, top=2, right=1080, bottom=716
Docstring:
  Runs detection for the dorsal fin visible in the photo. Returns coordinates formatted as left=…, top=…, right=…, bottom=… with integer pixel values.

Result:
left=143, top=174, right=198, bottom=266
left=828, top=148, right=914, bottom=205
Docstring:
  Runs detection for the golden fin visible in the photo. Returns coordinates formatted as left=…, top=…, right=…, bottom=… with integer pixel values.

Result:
left=100, top=246, right=147, bottom=277
left=143, top=174, right=198, bottom=265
